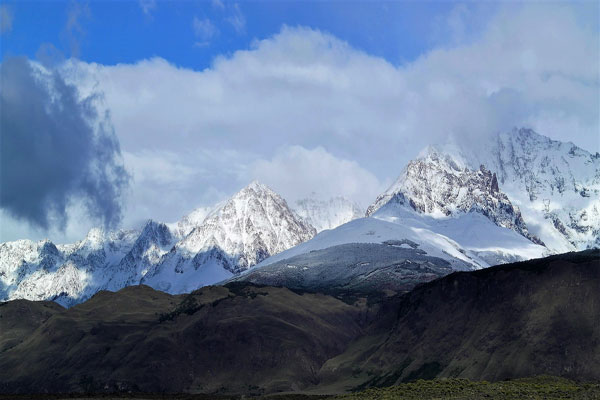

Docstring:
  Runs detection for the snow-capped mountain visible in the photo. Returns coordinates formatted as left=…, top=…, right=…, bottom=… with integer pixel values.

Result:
left=0, top=228, right=139, bottom=306
left=1, top=129, right=596, bottom=306
left=0, top=182, right=315, bottom=305
left=294, top=195, right=364, bottom=232
left=103, top=220, right=175, bottom=291
left=366, top=146, right=542, bottom=245
left=232, top=202, right=548, bottom=291
left=140, top=181, right=316, bottom=293
left=461, top=128, right=600, bottom=252
left=167, top=205, right=215, bottom=240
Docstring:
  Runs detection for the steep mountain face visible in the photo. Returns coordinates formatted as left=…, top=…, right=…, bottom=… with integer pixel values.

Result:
left=0, top=229, right=139, bottom=307
left=103, top=220, right=175, bottom=291
left=141, top=181, right=316, bottom=293
left=0, top=182, right=316, bottom=305
left=294, top=195, right=364, bottom=232
left=167, top=205, right=214, bottom=240
left=366, top=146, right=542, bottom=245
left=462, top=128, right=600, bottom=252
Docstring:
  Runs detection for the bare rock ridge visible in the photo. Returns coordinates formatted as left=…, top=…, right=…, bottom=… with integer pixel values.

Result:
left=366, top=146, right=543, bottom=245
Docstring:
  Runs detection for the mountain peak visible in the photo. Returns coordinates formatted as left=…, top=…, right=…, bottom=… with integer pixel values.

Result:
left=237, top=180, right=276, bottom=197
left=139, top=181, right=316, bottom=291
left=366, top=149, right=542, bottom=245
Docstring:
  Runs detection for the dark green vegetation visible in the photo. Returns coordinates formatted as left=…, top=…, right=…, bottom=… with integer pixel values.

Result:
left=1, top=376, right=599, bottom=399
left=0, top=250, right=598, bottom=396
left=335, top=376, right=600, bottom=400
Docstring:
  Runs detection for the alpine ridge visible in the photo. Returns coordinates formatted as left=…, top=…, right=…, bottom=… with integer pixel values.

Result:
left=464, top=128, right=600, bottom=252
left=366, top=145, right=543, bottom=245
left=0, top=182, right=316, bottom=305
left=1, top=129, right=598, bottom=306
left=140, top=181, right=316, bottom=293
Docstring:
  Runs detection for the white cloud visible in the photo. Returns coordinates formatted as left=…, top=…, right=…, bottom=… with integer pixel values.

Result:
left=226, top=3, right=245, bottom=34
left=6, top=2, right=594, bottom=242
left=249, top=146, right=386, bottom=207
left=192, top=16, right=218, bottom=46
left=0, top=5, right=13, bottom=34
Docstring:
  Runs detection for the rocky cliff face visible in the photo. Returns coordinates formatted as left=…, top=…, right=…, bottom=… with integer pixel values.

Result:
left=141, top=181, right=316, bottom=293
left=475, top=128, right=599, bottom=251
left=367, top=146, right=542, bottom=245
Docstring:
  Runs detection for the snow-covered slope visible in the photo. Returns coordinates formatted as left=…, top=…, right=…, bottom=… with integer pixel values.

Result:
left=294, top=195, right=364, bottom=232
left=103, top=220, right=175, bottom=291
left=141, top=181, right=316, bottom=293
left=0, top=228, right=139, bottom=306
left=461, top=128, right=600, bottom=252
left=0, top=182, right=316, bottom=305
left=257, top=201, right=547, bottom=273
left=167, top=205, right=215, bottom=240
left=233, top=201, right=547, bottom=291
left=366, top=146, right=542, bottom=245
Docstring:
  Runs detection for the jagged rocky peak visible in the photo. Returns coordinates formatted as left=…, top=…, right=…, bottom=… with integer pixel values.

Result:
left=460, top=127, right=599, bottom=251
left=185, top=180, right=317, bottom=272
left=138, top=219, right=173, bottom=248
left=141, top=180, right=318, bottom=292
left=294, top=194, right=364, bottom=232
left=367, top=146, right=542, bottom=245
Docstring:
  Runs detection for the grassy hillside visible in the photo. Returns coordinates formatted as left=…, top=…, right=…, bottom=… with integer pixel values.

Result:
left=335, top=376, right=600, bottom=400
left=1, top=376, right=599, bottom=399
left=0, top=250, right=598, bottom=396
left=0, top=284, right=367, bottom=394
left=318, top=249, right=600, bottom=390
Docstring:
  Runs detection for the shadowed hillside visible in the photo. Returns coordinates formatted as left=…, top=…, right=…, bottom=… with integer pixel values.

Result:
left=318, top=249, right=600, bottom=391
left=0, top=250, right=598, bottom=396
left=0, top=284, right=366, bottom=395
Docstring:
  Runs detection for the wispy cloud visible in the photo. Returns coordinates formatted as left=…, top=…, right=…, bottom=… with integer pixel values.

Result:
left=226, top=3, right=245, bottom=34
left=193, top=16, right=218, bottom=47
left=212, top=0, right=225, bottom=11
left=0, top=5, right=13, bottom=34
left=24, top=3, right=596, bottom=242
left=63, top=1, right=90, bottom=58
left=139, top=0, right=157, bottom=17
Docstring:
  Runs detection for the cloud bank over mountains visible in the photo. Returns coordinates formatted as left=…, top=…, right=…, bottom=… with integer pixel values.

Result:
left=1, top=2, right=598, bottom=242
left=0, top=57, right=129, bottom=236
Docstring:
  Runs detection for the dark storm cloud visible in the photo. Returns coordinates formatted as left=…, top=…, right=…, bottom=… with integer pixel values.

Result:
left=0, top=56, right=129, bottom=230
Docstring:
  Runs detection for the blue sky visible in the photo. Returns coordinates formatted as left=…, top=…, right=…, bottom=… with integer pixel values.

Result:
left=2, top=1, right=492, bottom=69
left=0, top=1, right=598, bottom=243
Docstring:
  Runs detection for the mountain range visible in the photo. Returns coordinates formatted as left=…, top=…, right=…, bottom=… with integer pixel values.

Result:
left=1, top=128, right=598, bottom=306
